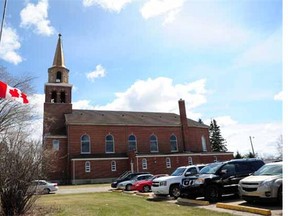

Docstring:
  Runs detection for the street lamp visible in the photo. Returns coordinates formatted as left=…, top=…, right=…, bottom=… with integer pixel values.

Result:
left=249, top=136, right=255, bottom=156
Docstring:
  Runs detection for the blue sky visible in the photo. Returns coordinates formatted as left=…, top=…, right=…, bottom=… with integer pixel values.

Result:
left=0, top=0, right=283, bottom=157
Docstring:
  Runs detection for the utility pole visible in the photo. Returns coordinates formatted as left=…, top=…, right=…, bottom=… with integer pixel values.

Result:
left=249, top=136, right=255, bottom=156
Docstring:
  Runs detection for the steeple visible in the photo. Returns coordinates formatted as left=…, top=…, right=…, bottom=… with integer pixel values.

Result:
left=52, top=33, right=65, bottom=67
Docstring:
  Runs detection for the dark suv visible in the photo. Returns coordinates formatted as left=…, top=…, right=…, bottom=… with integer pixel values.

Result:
left=180, top=158, right=264, bottom=202
left=111, top=172, right=149, bottom=188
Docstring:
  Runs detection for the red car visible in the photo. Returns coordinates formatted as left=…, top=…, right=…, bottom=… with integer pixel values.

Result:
left=131, top=174, right=168, bottom=193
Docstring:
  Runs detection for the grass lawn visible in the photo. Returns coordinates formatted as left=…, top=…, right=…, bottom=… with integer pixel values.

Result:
left=35, top=192, right=233, bottom=216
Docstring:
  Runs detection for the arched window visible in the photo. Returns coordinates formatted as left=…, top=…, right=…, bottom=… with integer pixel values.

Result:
left=51, top=91, right=57, bottom=103
left=201, top=135, right=207, bottom=152
left=111, top=161, right=116, bottom=172
left=166, top=157, right=171, bottom=168
left=60, top=91, right=66, bottom=103
left=170, top=135, right=178, bottom=152
left=81, top=135, right=90, bottom=154
left=85, top=161, right=91, bottom=173
left=150, top=135, right=158, bottom=152
left=188, top=157, right=193, bottom=165
left=142, top=158, right=147, bottom=170
left=128, top=135, right=137, bottom=152
left=56, top=71, right=62, bottom=82
left=105, top=134, right=114, bottom=153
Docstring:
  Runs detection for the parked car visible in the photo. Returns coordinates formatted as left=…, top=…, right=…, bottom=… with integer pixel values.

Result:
left=31, top=180, right=58, bottom=194
left=131, top=174, right=168, bottom=192
left=117, top=174, right=154, bottom=191
left=111, top=172, right=149, bottom=188
left=180, top=158, right=265, bottom=202
left=238, top=161, right=282, bottom=204
left=151, top=164, right=206, bottom=199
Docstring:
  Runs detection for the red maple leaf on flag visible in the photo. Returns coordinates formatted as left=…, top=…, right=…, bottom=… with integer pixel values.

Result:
left=21, top=93, right=29, bottom=104
left=9, top=88, right=20, bottom=98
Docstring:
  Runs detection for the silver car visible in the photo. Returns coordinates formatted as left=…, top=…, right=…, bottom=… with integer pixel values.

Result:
left=238, top=161, right=282, bottom=204
left=31, top=180, right=59, bottom=194
left=117, top=174, right=153, bottom=191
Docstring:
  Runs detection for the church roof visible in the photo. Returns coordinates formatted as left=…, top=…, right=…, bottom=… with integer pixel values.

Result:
left=52, top=34, right=65, bottom=67
left=65, top=109, right=208, bottom=128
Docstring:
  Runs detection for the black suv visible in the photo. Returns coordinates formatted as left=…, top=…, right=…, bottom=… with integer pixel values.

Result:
left=180, top=158, right=264, bottom=202
left=111, top=172, right=149, bottom=188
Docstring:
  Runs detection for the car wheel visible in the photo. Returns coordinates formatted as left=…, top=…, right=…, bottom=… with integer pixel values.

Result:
left=143, top=185, right=150, bottom=193
left=43, top=188, right=50, bottom=194
left=169, top=185, right=180, bottom=199
left=204, top=185, right=221, bottom=202
left=125, top=184, right=132, bottom=191
left=277, top=186, right=282, bottom=205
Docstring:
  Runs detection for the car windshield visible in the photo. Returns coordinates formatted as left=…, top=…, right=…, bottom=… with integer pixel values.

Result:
left=171, top=167, right=186, bottom=176
left=200, top=163, right=223, bottom=174
left=254, top=164, right=282, bottom=176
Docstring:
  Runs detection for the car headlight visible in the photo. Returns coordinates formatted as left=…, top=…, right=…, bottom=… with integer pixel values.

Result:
left=260, top=180, right=273, bottom=188
left=194, top=178, right=205, bottom=185
left=159, top=181, right=167, bottom=186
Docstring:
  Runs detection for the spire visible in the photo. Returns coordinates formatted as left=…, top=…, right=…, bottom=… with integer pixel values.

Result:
left=52, top=33, right=65, bottom=67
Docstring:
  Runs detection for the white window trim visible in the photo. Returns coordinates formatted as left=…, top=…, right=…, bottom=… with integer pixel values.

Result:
left=150, top=135, right=159, bottom=153
left=188, top=157, right=193, bottom=165
left=142, top=158, right=147, bottom=170
left=201, top=135, right=207, bottom=152
left=105, top=134, right=115, bottom=153
left=53, top=139, right=60, bottom=151
left=81, top=135, right=91, bottom=154
left=166, top=157, right=171, bottom=168
left=170, top=135, right=178, bottom=152
left=111, top=161, right=116, bottom=172
left=85, top=161, right=91, bottom=173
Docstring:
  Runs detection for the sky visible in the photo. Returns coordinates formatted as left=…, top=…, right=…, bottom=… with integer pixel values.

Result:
left=0, top=0, right=283, bottom=158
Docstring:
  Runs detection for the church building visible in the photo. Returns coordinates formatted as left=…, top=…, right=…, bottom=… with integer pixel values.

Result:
left=43, top=35, right=233, bottom=184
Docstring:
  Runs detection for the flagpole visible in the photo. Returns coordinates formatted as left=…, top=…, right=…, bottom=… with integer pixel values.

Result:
left=0, top=0, right=8, bottom=45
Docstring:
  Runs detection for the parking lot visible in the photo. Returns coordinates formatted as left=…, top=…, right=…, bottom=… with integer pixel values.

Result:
left=57, top=185, right=282, bottom=216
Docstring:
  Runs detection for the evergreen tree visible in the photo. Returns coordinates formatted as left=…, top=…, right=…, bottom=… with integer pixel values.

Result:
left=209, top=119, right=228, bottom=152
left=234, top=151, right=243, bottom=159
left=245, top=152, right=256, bottom=158
left=198, top=118, right=204, bottom=124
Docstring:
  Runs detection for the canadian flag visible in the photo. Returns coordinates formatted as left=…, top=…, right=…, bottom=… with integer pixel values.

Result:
left=0, top=80, right=29, bottom=104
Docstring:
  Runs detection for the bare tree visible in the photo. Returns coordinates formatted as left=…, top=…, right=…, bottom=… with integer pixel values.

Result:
left=0, top=67, right=36, bottom=133
left=0, top=129, right=43, bottom=215
left=275, top=135, right=283, bottom=161
left=0, top=67, right=50, bottom=215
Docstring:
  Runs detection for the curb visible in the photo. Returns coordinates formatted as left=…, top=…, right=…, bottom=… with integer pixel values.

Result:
left=216, top=202, right=272, bottom=216
left=177, top=198, right=209, bottom=206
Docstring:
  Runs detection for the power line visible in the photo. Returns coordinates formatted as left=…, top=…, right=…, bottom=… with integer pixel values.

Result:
left=0, top=0, right=8, bottom=45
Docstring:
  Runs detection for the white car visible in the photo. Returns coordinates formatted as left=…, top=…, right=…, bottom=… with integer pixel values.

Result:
left=117, top=174, right=153, bottom=191
left=152, top=164, right=205, bottom=199
left=31, top=180, right=59, bottom=194
left=238, top=161, right=282, bottom=204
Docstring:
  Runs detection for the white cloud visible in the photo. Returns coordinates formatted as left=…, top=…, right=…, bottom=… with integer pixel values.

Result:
left=86, top=64, right=106, bottom=82
left=233, top=29, right=282, bottom=68
left=26, top=94, right=45, bottom=141
left=20, top=0, right=55, bottom=36
left=140, top=0, right=185, bottom=24
left=0, top=26, right=22, bottom=64
left=274, top=91, right=283, bottom=101
left=83, top=0, right=133, bottom=12
left=76, top=77, right=207, bottom=120
left=207, top=116, right=282, bottom=158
